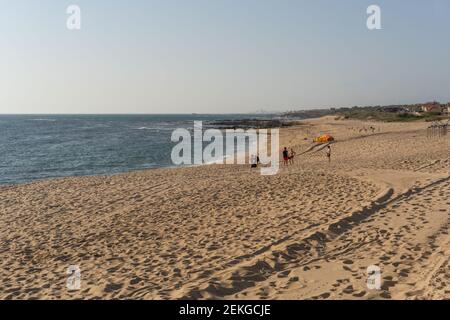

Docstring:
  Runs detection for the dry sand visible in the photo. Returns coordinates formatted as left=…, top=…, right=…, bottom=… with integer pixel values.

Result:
left=0, top=116, right=448, bottom=300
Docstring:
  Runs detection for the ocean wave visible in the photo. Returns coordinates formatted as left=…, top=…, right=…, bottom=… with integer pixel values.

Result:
left=132, top=127, right=175, bottom=131
left=134, top=127, right=157, bottom=131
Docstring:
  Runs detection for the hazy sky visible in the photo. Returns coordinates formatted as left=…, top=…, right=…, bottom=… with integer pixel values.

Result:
left=1, top=0, right=450, bottom=114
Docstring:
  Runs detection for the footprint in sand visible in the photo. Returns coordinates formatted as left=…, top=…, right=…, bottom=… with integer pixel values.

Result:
left=343, top=265, right=353, bottom=272
left=342, top=285, right=354, bottom=294
left=352, top=291, right=366, bottom=298
left=104, top=282, right=123, bottom=293
left=319, top=292, right=331, bottom=299
left=277, top=270, right=291, bottom=278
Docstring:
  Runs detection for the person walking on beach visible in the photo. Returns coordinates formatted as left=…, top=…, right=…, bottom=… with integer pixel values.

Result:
left=289, top=148, right=296, bottom=165
left=326, top=145, right=331, bottom=164
left=282, top=147, right=289, bottom=166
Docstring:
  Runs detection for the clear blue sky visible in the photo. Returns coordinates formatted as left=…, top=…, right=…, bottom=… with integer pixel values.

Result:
left=1, top=0, right=449, bottom=113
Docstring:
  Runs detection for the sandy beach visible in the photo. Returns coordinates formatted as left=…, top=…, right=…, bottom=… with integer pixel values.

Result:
left=0, top=116, right=448, bottom=300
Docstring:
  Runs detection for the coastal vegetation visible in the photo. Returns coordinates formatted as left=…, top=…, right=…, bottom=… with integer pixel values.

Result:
left=283, top=102, right=450, bottom=123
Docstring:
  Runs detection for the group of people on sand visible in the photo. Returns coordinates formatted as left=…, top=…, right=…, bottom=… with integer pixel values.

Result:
left=350, top=126, right=377, bottom=134
left=251, top=145, right=332, bottom=169
left=282, top=145, right=331, bottom=166
left=282, top=147, right=296, bottom=166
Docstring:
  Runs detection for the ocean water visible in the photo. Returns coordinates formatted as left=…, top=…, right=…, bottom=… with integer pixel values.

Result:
left=0, top=114, right=272, bottom=185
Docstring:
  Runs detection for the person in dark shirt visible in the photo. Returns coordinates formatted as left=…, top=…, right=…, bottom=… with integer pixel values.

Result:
left=282, top=147, right=289, bottom=166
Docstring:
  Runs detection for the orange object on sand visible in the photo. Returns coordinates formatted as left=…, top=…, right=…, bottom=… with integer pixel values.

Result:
left=314, top=134, right=334, bottom=143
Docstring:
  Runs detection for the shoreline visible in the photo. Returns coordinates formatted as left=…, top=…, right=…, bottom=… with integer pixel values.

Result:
left=0, top=121, right=291, bottom=188
left=0, top=116, right=441, bottom=189
left=0, top=116, right=444, bottom=189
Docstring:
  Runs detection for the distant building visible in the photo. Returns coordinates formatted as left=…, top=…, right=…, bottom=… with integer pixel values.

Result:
left=421, top=102, right=443, bottom=113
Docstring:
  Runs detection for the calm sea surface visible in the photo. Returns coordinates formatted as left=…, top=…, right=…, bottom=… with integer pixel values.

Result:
left=0, top=114, right=274, bottom=185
